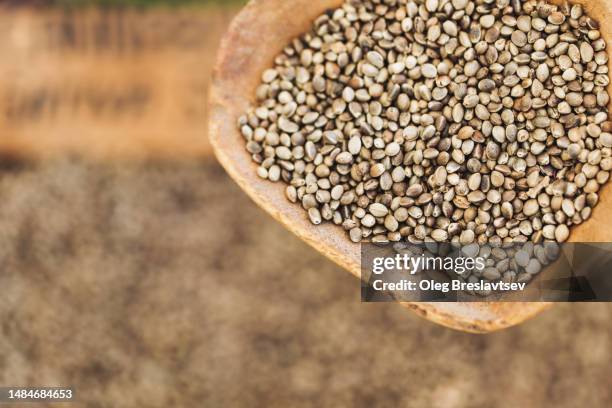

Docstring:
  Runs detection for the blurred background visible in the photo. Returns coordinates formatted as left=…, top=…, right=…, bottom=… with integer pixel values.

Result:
left=0, top=1, right=610, bottom=407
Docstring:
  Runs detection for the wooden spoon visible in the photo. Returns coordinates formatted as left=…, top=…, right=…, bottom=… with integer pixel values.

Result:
left=209, top=0, right=612, bottom=333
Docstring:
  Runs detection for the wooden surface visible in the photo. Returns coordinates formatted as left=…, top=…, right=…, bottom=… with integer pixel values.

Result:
left=0, top=6, right=236, bottom=159
left=210, top=0, right=612, bottom=332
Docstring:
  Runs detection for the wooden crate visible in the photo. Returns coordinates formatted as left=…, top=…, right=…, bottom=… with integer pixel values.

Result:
left=0, top=6, right=236, bottom=159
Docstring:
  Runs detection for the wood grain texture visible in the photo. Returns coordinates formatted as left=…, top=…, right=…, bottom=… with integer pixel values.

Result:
left=209, top=0, right=612, bottom=332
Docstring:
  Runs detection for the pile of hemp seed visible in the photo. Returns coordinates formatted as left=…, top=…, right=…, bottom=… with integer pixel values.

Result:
left=238, top=0, right=611, bottom=249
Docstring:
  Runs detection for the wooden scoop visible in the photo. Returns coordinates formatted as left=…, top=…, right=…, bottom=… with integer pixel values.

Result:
left=209, top=0, right=612, bottom=332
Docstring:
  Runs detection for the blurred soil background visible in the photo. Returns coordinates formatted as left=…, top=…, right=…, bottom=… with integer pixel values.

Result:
left=0, top=1, right=610, bottom=407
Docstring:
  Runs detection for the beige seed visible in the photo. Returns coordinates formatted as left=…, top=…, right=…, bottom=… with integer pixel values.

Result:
left=581, top=42, right=595, bottom=63
left=426, top=0, right=438, bottom=12
left=262, top=69, right=278, bottom=83
left=431, top=229, right=448, bottom=242
left=536, top=64, right=549, bottom=82
left=408, top=207, right=423, bottom=219
left=384, top=215, right=399, bottom=232
left=555, top=224, right=570, bottom=243
left=511, top=30, right=528, bottom=47
left=467, top=191, right=486, bottom=203
left=517, top=16, right=531, bottom=32
left=348, top=136, right=362, bottom=155
left=434, top=167, right=447, bottom=187
left=366, top=51, right=384, bottom=69
left=401, top=18, right=413, bottom=32
left=542, top=225, right=556, bottom=240
left=523, top=200, right=539, bottom=217
left=562, top=199, right=576, bottom=217
left=548, top=12, right=565, bottom=25
left=515, top=250, right=530, bottom=268
left=342, top=87, right=355, bottom=103
left=452, top=0, right=467, bottom=9
left=349, top=228, right=362, bottom=243
left=385, top=142, right=401, bottom=157
left=597, top=91, right=610, bottom=107
left=370, top=163, right=385, bottom=178
left=567, top=143, right=582, bottom=159
left=480, top=15, right=495, bottom=29
left=463, top=95, right=480, bottom=108
left=389, top=62, right=405, bottom=75
left=567, top=93, right=583, bottom=107
left=587, top=124, right=602, bottom=137
left=361, top=214, right=375, bottom=228
left=459, top=229, right=475, bottom=244
left=308, top=208, right=322, bottom=225
left=257, top=167, right=268, bottom=179
left=278, top=117, right=299, bottom=133
left=369, top=203, right=389, bottom=218
left=487, top=190, right=501, bottom=204
left=286, top=186, right=298, bottom=203
left=526, top=259, right=542, bottom=275
left=268, top=166, right=281, bottom=182
left=568, top=46, right=581, bottom=65
left=443, top=21, right=458, bottom=36
left=468, top=173, right=482, bottom=191
left=362, top=63, right=378, bottom=77
left=458, top=126, right=475, bottom=140
left=336, top=152, right=353, bottom=164
left=600, top=133, right=612, bottom=148
left=406, top=184, right=424, bottom=197
left=422, top=64, right=438, bottom=79
left=491, top=171, right=505, bottom=187
left=464, top=60, right=480, bottom=77
left=452, top=104, right=465, bottom=123
left=562, top=68, right=577, bottom=82
left=392, top=167, right=406, bottom=183
left=501, top=202, right=514, bottom=219
left=331, top=185, right=344, bottom=201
